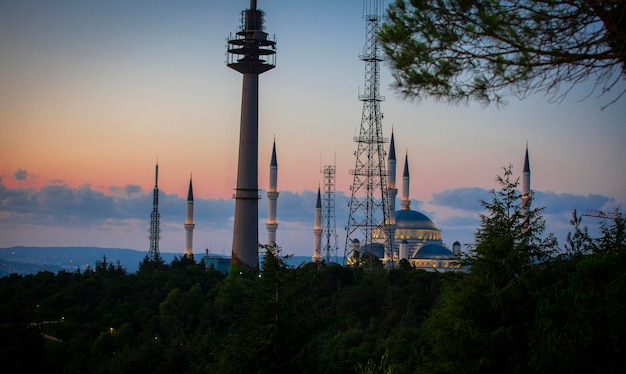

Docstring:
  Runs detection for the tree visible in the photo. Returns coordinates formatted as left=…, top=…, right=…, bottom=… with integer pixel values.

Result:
left=564, top=209, right=594, bottom=257
left=595, top=208, right=625, bottom=254
left=420, top=166, right=558, bottom=372
left=379, top=0, right=626, bottom=108
left=529, top=208, right=626, bottom=373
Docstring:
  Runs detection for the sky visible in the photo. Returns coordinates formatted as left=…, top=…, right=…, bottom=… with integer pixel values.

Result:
left=1, top=0, right=625, bottom=260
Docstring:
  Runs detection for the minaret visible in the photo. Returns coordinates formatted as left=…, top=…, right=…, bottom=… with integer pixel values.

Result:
left=387, top=130, right=397, bottom=223
left=312, top=186, right=323, bottom=262
left=227, top=0, right=276, bottom=269
left=184, top=175, right=195, bottom=259
left=399, top=239, right=409, bottom=260
left=522, top=143, right=531, bottom=220
left=401, top=152, right=411, bottom=210
left=452, top=241, right=461, bottom=256
left=266, top=140, right=279, bottom=246
left=148, top=162, right=161, bottom=262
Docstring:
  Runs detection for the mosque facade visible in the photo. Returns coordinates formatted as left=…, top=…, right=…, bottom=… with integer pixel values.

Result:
left=370, top=131, right=461, bottom=271
left=370, top=135, right=531, bottom=271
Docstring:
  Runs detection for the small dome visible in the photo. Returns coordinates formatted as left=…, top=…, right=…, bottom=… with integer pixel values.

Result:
left=360, top=243, right=385, bottom=258
left=395, top=210, right=438, bottom=230
left=414, top=243, right=454, bottom=260
left=453, top=241, right=461, bottom=246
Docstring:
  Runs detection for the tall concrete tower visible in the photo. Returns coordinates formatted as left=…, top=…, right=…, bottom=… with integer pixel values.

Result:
left=227, top=0, right=276, bottom=269
left=387, top=130, right=397, bottom=223
left=344, top=0, right=392, bottom=264
left=266, top=140, right=279, bottom=246
left=184, top=176, right=195, bottom=259
left=401, top=152, right=411, bottom=210
left=522, top=143, right=531, bottom=219
left=148, top=162, right=161, bottom=262
left=313, top=186, right=323, bottom=262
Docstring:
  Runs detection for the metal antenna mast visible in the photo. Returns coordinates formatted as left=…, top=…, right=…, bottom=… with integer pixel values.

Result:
left=148, top=162, right=161, bottom=262
left=344, top=0, right=392, bottom=264
left=322, top=163, right=338, bottom=262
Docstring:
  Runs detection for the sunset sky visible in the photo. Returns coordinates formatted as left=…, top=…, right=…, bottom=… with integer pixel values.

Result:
left=2, top=0, right=625, bottom=261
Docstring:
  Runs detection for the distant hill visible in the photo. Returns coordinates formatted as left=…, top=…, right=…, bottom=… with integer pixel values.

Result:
left=0, top=246, right=338, bottom=276
left=0, top=246, right=176, bottom=276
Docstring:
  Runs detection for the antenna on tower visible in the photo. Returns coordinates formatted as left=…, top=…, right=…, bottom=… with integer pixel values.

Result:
left=322, top=161, right=339, bottom=263
left=344, top=0, right=392, bottom=265
left=148, top=161, right=161, bottom=262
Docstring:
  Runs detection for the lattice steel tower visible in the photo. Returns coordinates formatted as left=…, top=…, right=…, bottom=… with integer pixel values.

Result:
left=322, top=164, right=339, bottom=262
left=344, top=0, right=392, bottom=264
left=148, top=162, right=161, bottom=262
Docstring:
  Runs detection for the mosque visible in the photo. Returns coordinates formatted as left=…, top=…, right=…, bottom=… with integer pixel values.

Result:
left=376, top=130, right=461, bottom=271
left=339, top=130, right=462, bottom=271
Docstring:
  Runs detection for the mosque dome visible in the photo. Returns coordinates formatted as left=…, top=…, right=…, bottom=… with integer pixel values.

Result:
left=359, top=243, right=385, bottom=258
left=414, top=242, right=454, bottom=260
left=395, top=210, right=438, bottom=230
left=392, top=209, right=441, bottom=241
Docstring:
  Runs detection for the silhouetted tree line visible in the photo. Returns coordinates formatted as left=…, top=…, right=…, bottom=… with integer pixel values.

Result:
left=1, top=168, right=624, bottom=373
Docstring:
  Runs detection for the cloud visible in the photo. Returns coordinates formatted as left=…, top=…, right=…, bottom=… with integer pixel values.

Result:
left=14, top=168, right=28, bottom=180
left=438, top=214, right=481, bottom=228
left=430, top=187, right=614, bottom=217
left=0, top=181, right=339, bottom=234
left=423, top=187, right=617, bottom=250
left=431, top=187, right=489, bottom=212
left=0, top=181, right=350, bottom=254
left=1, top=179, right=619, bottom=256
left=533, top=191, right=614, bottom=215
left=256, top=189, right=353, bottom=225
left=1, top=181, right=139, bottom=226
left=259, top=190, right=318, bottom=223
left=107, top=184, right=143, bottom=197
left=0, top=183, right=310, bottom=226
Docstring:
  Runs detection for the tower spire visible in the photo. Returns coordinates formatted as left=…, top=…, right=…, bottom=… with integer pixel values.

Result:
left=388, top=128, right=396, bottom=162
left=313, top=184, right=323, bottom=262
left=401, top=152, right=411, bottom=210
left=184, top=175, right=195, bottom=259
left=267, top=139, right=279, bottom=246
left=522, top=143, right=531, bottom=220
left=387, top=130, right=398, bottom=225
left=227, top=0, right=277, bottom=269
left=148, top=162, right=161, bottom=262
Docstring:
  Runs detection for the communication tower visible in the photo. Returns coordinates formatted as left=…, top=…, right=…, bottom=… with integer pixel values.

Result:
left=344, top=0, right=392, bottom=264
left=226, top=0, right=276, bottom=269
left=322, top=163, right=339, bottom=262
left=148, top=162, right=161, bottom=262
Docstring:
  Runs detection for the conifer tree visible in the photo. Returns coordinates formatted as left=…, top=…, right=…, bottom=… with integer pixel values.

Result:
left=421, top=165, right=557, bottom=372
